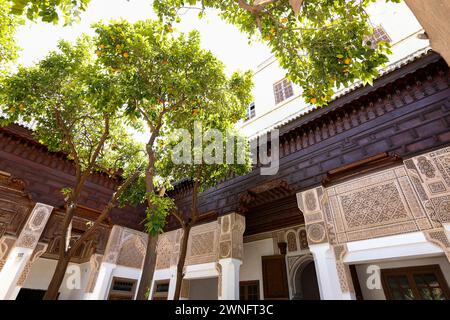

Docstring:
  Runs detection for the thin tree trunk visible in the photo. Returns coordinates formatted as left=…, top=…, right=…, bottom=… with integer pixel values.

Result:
left=173, top=224, right=191, bottom=300
left=43, top=256, right=71, bottom=300
left=136, top=235, right=158, bottom=299
left=43, top=170, right=140, bottom=300
left=173, top=178, right=200, bottom=300
left=136, top=143, right=158, bottom=299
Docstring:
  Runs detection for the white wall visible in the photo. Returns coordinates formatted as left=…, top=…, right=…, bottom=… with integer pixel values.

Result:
left=189, top=278, right=219, bottom=300
left=240, top=238, right=274, bottom=300
left=355, top=256, right=450, bottom=300
left=22, top=258, right=91, bottom=300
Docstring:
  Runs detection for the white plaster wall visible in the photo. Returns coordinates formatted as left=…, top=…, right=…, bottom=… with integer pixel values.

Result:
left=22, top=257, right=91, bottom=300
left=188, top=278, right=219, bottom=300
left=240, top=238, right=274, bottom=300
left=355, top=256, right=450, bottom=300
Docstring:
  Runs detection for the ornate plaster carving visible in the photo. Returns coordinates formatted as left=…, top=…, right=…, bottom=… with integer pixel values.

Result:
left=186, top=221, right=219, bottom=266
left=16, top=242, right=48, bottom=286
left=85, top=254, right=103, bottom=293
left=218, top=213, right=245, bottom=261
left=15, top=203, right=53, bottom=250
left=0, top=236, right=16, bottom=272
left=103, top=226, right=148, bottom=269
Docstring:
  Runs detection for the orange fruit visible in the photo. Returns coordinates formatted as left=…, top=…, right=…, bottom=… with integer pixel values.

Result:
left=310, top=98, right=317, bottom=104
left=123, top=52, right=129, bottom=58
left=344, top=57, right=351, bottom=65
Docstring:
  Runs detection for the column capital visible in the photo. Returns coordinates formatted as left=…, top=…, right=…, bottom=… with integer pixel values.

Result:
left=218, top=213, right=245, bottom=261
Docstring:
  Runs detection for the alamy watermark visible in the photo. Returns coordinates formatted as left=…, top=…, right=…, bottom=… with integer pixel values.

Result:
left=168, top=121, right=279, bottom=175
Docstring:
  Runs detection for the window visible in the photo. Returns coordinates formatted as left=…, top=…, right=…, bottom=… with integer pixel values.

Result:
left=273, top=78, right=294, bottom=104
left=240, top=281, right=260, bottom=300
left=152, top=280, right=170, bottom=300
left=246, top=102, right=256, bottom=120
left=366, top=25, right=391, bottom=49
left=381, top=265, right=450, bottom=300
left=107, top=277, right=137, bottom=300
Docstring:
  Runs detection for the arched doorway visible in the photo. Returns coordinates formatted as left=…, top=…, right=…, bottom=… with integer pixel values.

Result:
left=292, top=258, right=321, bottom=300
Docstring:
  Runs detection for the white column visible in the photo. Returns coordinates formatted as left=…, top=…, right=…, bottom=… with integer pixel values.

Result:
left=219, top=258, right=241, bottom=300
left=0, top=247, right=33, bottom=300
left=167, top=266, right=177, bottom=300
left=88, top=262, right=115, bottom=300
left=309, top=243, right=352, bottom=300
left=0, top=203, right=53, bottom=300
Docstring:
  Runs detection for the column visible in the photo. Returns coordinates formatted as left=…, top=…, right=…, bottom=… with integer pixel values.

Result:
left=219, top=258, right=241, bottom=300
left=296, top=188, right=355, bottom=300
left=404, top=147, right=450, bottom=263
left=218, top=213, right=245, bottom=300
left=88, top=262, right=116, bottom=300
left=0, top=203, right=53, bottom=300
left=309, top=243, right=346, bottom=300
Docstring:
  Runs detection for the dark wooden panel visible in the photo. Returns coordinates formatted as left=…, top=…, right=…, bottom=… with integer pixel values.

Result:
left=261, top=255, right=289, bottom=300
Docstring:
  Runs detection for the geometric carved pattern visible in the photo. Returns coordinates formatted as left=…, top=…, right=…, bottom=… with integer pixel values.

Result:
left=417, top=156, right=436, bottom=179
left=16, top=242, right=48, bottom=286
left=117, top=236, right=146, bottom=269
left=286, top=232, right=297, bottom=252
left=298, top=229, right=309, bottom=250
left=190, top=232, right=215, bottom=257
left=185, top=221, right=220, bottom=266
left=333, top=244, right=355, bottom=294
left=103, top=225, right=148, bottom=269
left=340, top=182, right=408, bottom=230
left=218, top=213, right=245, bottom=261
left=15, top=203, right=53, bottom=250
left=424, top=228, right=450, bottom=263
left=307, top=223, right=327, bottom=244
left=86, top=254, right=103, bottom=293
left=0, top=236, right=16, bottom=272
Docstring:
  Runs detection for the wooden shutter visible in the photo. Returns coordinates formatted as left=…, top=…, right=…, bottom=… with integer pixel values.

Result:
left=261, top=255, right=289, bottom=299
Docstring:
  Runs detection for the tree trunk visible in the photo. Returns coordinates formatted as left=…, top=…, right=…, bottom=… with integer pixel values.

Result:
left=173, top=224, right=191, bottom=300
left=43, top=256, right=71, bottom=300
left=136, top=235, right=158, bottom=299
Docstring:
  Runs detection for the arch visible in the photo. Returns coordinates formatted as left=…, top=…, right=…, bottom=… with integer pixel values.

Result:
left=290, top=255, right=320, bottom=300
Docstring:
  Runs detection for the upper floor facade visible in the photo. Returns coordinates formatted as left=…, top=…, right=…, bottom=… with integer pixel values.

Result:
left=238, top=0, right=429, bottom=139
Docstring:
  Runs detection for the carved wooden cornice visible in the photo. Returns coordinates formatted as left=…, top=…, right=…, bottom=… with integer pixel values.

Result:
left=0, top=124, right=121, bottom=190
left=322, top=152, right=403, bottom=187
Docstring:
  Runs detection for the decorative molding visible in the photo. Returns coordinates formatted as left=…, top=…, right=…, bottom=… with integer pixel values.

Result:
left=0, top=236, right=16, bottom=272
left=103, top=226, right=148, bottom=269
left=15, top=203, right=53, bottom=250
left=424, top=228, right=450, bottom=262
left=332, top=244, right=355, bottom=294
left=218, top=213, right=245, bottom=261
left=16, top=242, right=48, bottom=286
left=85, top=254, right=103, bottom=293
left=185, top=221, right=219, bottom=266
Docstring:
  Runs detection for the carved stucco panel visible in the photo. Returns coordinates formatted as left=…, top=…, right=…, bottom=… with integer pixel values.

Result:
left=16, top=242, right=48, bottom=286
left=218, top=213, right=245, bottom=261
left=185, top=221, right=219, bottom=266
left=15, top=203, right=53, bottom=250
left=103, top=225, right=148, bottom=269
left=405, top=147, right=450, bottom=226
left=85, top=254, right=103, bottom=293
left=0, top=236, right=16, bottom=272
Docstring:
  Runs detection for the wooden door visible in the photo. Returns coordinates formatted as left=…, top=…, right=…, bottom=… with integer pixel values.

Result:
left=261, top=255, right=289, bottom=299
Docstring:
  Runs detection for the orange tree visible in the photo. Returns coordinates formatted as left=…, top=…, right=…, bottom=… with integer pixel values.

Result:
left=1, top=37, right=145, bottom=299
left=93, top=19, right=253, bottom=299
